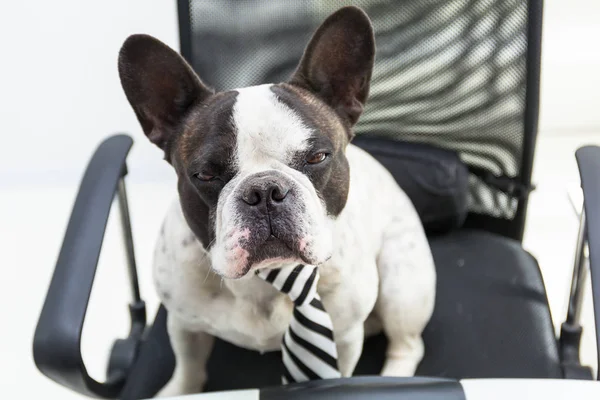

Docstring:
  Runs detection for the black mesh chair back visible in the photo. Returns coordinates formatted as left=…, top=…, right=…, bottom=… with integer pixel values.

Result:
left=178, top=0, right=543, bottom=240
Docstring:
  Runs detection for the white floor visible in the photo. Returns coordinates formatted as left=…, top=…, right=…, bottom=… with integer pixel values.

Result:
left=1, top=132, right=599, bottom=399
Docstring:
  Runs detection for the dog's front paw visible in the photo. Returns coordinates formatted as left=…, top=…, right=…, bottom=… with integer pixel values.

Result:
left=156, top=382, right=179, bottom=398
left=380, top=357, right=419, bottom=377
left=156, top=379, right=183, bottom=398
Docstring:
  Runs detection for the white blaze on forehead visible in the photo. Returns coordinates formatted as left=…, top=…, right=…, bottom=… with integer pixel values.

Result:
left=232, top=84, right=312, bottom=170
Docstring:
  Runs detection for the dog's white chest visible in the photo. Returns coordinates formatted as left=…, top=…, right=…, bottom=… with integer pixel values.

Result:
left=192, top=282, right=294, bottom=352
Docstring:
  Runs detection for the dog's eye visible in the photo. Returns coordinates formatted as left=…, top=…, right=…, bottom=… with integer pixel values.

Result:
left=306, top=152, right=328, bottom=164
left=194, top=173, right=216, bottom=182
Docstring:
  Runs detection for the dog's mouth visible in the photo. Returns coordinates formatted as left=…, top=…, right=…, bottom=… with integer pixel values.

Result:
left=266, top=234, right=279, bottom=242
left=218, top=222, right=331, bottom=279
left=251, top=234, right=302, bottom=264
left=232, top=233, right=315, bottom=276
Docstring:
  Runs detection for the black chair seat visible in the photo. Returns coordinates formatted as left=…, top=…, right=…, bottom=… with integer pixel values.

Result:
left=357, top=229, right=561, bottom=379
left=119, top=229, right=561, bottom=399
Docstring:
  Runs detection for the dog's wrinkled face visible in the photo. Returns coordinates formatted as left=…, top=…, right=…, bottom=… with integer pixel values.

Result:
left=195, top=84, right=351, bottom=277
left=118, top=7, right=375, bottom=278
left=173, top=83, right=353, bottom=278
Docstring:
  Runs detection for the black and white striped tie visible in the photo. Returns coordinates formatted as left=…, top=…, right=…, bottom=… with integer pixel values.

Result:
left=256, top=264, right=341, bottom=383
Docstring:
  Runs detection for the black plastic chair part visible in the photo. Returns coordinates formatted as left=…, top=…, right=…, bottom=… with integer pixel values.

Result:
left=178, top=0, right=544, bottom=242
left=32, top=135, right=147, bottom=399
left=119, top=306, right=174, bottom=400
left=575, top=145, right=600, bottom=380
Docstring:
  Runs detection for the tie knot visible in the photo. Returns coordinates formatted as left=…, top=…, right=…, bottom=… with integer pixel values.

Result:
left=256, top=264, right=319, bottom=306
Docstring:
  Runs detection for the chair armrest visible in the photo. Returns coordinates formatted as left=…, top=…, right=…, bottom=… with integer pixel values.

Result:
left=33, top=134, right=135, bottom=398
left=576, top=145, right=600, bottom=380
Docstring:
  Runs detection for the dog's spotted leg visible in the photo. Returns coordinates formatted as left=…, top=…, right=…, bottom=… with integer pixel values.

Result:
left=335, top=323, right=365, bottom=377
left=375, top=207, right=436, bottom=377
left=322, top=258, right=378, bottom=378
left=157, top=314, right=215, bottom=397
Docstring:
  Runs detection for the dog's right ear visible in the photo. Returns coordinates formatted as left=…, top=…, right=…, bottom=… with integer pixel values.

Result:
left=118, top=34, right=212, bottom=153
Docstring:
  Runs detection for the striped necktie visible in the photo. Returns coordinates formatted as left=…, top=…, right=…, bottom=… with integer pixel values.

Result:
left=256, top=264, right=342, bottom=383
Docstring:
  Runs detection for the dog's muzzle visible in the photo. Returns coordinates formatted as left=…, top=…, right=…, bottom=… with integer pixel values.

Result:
left=212, top=169, right=332, bottom=278
left=229, top=171, right=311, bottom=270
left=236, top=170, right=303, bottom=248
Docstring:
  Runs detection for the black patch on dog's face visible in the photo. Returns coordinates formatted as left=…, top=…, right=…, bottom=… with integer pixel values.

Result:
left=270, top=84, right=351, bottom=216
left=171, top=91, right=239, bottom=249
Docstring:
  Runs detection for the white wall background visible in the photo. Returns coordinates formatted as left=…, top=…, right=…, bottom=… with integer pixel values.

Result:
left=0, top=0, right=179, bottom=189
left=538, top=1, right=600, bottom=134
left=1, top=1, right=600, bottom=399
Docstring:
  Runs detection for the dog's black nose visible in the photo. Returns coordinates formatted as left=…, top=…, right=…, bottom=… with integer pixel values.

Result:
left=241, top=175, right=290, bottom=207
left=270, top=186, right=289, bottom=202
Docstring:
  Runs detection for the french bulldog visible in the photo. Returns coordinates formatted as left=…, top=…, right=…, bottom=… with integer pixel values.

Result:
left=118, top=6, right=435, bottom=396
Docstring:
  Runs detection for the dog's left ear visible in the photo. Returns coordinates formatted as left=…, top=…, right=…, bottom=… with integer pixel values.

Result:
left=290, top=6, right=375, bottom=128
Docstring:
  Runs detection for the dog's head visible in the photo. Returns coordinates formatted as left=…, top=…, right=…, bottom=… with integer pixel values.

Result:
left=118, top=7, right=374, bottom=278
